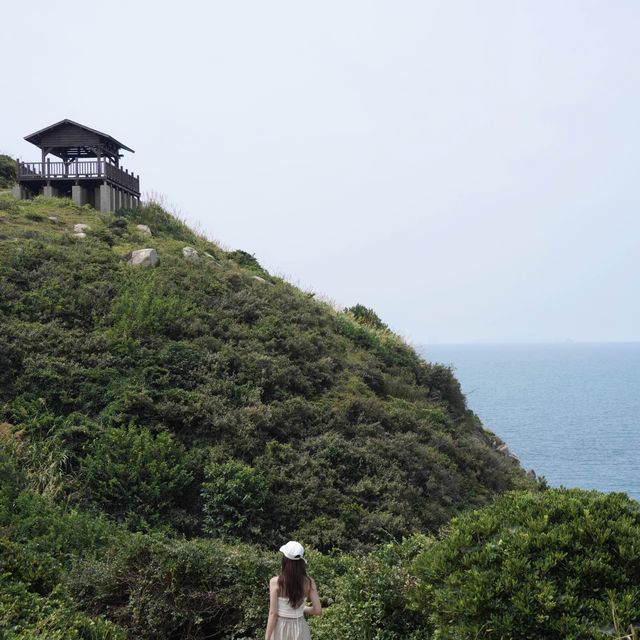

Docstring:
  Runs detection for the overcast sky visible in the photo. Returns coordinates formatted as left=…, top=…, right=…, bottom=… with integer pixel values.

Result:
left=3, top=1, right=639, bottom=343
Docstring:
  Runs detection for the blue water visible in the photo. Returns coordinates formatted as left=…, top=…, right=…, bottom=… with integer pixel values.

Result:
left=420, top=343, right=640, bottom=501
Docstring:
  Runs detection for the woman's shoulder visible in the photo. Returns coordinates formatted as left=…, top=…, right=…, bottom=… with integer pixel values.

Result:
left=269, top=576, right=279, bottom=590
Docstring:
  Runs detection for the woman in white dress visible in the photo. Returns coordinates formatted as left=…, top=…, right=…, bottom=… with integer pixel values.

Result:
left=264, top=541, right=322, bottom=640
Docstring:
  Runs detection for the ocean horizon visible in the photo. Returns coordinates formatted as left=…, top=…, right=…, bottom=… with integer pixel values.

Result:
left=420, top=342, right=640, bottom=501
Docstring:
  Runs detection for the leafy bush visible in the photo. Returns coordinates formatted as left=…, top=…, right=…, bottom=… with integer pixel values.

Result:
left=413, top=489, right=640, bottom=639
left=0, top=574, right=126, bottom=640
left=0, top=531, right=125, bottom=640
left=68, top=534, right=276, bottom=640
left=336, top=313, right=379, bottom=349
left=345, top=303, right=389, bottom=330
left=227, top=249, right=265, bottom=273
left=310, top=536, right=432, bottom=640
left=80, top=425, right=193, bottom=526
left=108, top=270, right=196, bottom=340
left=0, top=153, right=17, bottom=188
left=201, top=458, right=268, bottom=539
left=0, top=436, right=24, bottom=503
left=0, top=440, right=126, bottom=639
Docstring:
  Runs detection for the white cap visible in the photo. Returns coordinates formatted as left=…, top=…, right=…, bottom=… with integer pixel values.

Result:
left=279, top=540, right=305, bottom=561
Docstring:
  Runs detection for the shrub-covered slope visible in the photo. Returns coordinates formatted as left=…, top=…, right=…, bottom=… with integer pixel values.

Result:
left=0, top=193, right=531, bottom=550
left=3, top=192, right=635, bottom=640
left=0, top=155, right=16, bottom=188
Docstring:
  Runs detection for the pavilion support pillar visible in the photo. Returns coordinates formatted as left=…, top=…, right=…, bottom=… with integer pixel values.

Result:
left=43, top=184, right=58, bottom=198
left=12, top=184, right=28, bottom=200
left=72, top=184, right=89, bottom=206
left=97, top=182, right=113, bottom=212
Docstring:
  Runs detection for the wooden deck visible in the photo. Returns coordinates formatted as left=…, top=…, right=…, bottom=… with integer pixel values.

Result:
left=17, top=160, right=140, bottom=195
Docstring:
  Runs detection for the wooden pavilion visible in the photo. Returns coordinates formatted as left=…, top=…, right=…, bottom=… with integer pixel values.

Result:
left=13, top=119, right=140, bottom=211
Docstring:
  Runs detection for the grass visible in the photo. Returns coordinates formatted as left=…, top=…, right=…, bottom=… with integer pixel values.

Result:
left=0, top=192, right=235, bottom=271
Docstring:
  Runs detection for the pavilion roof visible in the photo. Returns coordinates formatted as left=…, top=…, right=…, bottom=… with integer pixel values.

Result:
left=24, top=119, right=134, bottom=154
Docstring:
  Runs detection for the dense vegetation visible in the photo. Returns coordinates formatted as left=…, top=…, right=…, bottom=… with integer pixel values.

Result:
left=0, top=193, right=529, bottom=550
left=0, top=154, right=16, bottom=188
left=1, top=191, right=637, bottom=638
left=413, top=489, right=640, bottom=639
left=3, top=442, right=638, bottom=638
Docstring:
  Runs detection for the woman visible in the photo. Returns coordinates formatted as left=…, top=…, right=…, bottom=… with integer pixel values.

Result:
left=265, top=540, right=322, bottom=640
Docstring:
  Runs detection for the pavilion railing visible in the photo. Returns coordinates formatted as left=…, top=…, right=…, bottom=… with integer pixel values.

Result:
left=17, top=160, right=140, bottom=194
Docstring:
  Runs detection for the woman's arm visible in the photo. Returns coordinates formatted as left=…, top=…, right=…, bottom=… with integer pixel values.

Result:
left=303, top=577, right=322, bottom=616
left=264, top=577, right=279, bottom=640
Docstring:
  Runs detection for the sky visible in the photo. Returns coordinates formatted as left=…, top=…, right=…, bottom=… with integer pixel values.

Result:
left=2, top=1, right=639, bottom=344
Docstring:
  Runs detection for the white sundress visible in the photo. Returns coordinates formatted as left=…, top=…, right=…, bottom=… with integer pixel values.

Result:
left=272, top=596, right=311, bottom=640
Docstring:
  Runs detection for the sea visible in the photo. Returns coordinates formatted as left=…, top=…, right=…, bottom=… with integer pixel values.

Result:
left=420, top=343, right=640, bottom=502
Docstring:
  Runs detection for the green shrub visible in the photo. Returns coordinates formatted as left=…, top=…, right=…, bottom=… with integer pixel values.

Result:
left=417, top=362, right=467, bottom=416
left=0, top=239, right=119, bottom=330
left=310, top=536, right=433, bottom=640
left=80, top=425, right=193, bottom=526
left=0, top=573, right=126, bottom=640
left=0, top=154, right=17, bottom=188
left=108, top=270, right=196, bottom=340
left=227, top=249, right=265, bottom=273
left=0, top=442, right=125, bottom=639
left=106, top=217, right=128, bottom=236
left=345, top=303, right=389, bottom=330
left=0, top=438, right=26, bottom=518
left=201, top=458, right=268, bottom=539
left=413, top=489, right=640, bottom=639
left=68, top=534, right=275, bottom=640
left=336, top=313, right=379, bottom=349
left=87, top=228, right=116, bottom=246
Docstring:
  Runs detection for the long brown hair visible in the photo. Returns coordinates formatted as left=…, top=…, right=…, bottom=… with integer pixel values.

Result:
left=277, top=557, right=308, bottom=608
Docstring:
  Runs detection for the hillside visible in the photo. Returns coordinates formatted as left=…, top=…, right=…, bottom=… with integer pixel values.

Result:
left=0, top=192, right=531, bottom=546
left=2, top=190, right=638, bottom=640
left=0, top=189, right=546, bottom=638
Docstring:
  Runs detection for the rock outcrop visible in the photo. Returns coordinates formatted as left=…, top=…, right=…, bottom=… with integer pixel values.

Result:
left=128, top=248, right=159, bottom=267
left=182, top=246, right=199, bottom=262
